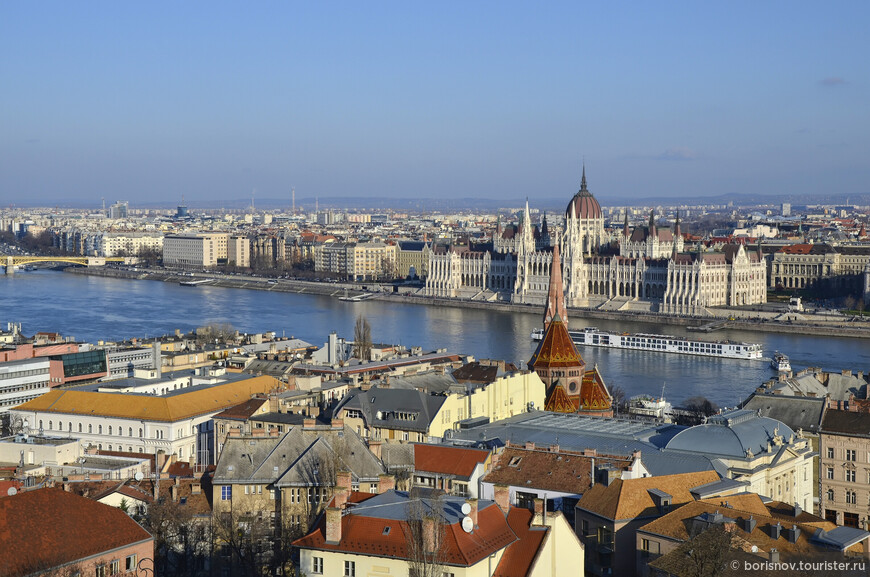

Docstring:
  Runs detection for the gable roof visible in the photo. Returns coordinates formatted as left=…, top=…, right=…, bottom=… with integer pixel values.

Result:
left=335, top=386, right=447, bottom=432
left=213, top=425, right=385, bottom=485
left=483, top=445, right=633, bottom=495
left=576, top=470, right=719, bottom=521
left=413, top=444, right=490, bottom=479
left=293, top=491, right=519, bottom=567
left=0, top=488, right=153, bottom=577
left=13, top=375, right=282, bottom=422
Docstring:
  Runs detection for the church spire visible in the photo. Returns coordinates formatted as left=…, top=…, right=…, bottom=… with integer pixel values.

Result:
left=649, top=210, right=657, bottom=238
left=674, top=211, right=681, bottom=239
left=623, top=212, right=630, bottom=237
left=543, top=244, right=568, bottom=330
left=580, top=163, right=588, bottom=192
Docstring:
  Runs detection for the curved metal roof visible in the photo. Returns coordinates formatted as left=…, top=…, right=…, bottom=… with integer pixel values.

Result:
left=665, top=409, right=795, bottom=458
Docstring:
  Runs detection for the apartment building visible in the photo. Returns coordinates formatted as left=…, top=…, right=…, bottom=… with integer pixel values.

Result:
left=163, top=232, right=230, bottom=268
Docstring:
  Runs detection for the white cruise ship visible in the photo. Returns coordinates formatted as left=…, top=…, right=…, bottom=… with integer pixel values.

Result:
left=530, top=326, right=763, bottom=360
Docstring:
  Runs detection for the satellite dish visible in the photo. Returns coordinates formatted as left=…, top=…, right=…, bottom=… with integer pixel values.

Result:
left=461, top=503, right=472, bottom=515
left=135, top=472, right=144, bottom=481
left=461, top=516, right=473, bottom=533
left=7, top=487, right=17, bottom=496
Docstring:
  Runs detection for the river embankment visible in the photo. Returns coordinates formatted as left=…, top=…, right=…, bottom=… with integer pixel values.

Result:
left=66, top=266, right=870, bottom=339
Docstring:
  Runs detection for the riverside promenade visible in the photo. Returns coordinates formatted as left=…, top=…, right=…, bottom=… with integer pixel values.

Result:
left=67, top=266, right=870, bottom=339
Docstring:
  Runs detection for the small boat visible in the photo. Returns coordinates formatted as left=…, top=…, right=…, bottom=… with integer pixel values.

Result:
left=770, top=352, right=791, bottom=372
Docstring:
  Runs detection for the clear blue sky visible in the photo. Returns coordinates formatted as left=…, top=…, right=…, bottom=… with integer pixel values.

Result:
left=2, top=2, right=868, bottom=207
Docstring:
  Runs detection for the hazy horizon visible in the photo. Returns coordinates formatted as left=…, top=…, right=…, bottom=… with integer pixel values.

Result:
left=2, top=2, right=868, bottom=207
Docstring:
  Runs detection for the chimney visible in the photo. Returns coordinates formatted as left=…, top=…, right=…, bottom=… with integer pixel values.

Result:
left=466, top=498, right=478, bottom=527
left=378, top=474, right=396, bottom=494
left=63, top=482, right=70, bottom=492
left=153, top=480, right=160, bottom=500
left=794, top=502, right=802, bottom=517
left=785, top=524, right=801, bottom=544
left=303, top=418, right=316, bottom=429
left=325, top=507, right=342, bottom=544
left=422, top=517, right=438, bottom=553
left=533, top=498, right=545, bottom=525
left=494, top=484, right=510, bottom=514
left=368, top=440, right=382, bottom=460
left=333, top=487, right=349, bottom=510
left=525, top=441, right=535, bottom=451
left=170, top=484, right=178, bottom=502
left=330, top=418, right=344, bottom=430
left=743, top=516, right=757, bottom=533
left=549, top=444, right=560, bottom=453
left=336, top=471, right=353, bottom=493
left=769, top=548, right=779, bottom=563
left=769, top=522, right=782, bottom=540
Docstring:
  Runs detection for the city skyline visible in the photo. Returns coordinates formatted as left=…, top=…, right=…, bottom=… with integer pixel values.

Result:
left=2, top=2, right=868, bottom=206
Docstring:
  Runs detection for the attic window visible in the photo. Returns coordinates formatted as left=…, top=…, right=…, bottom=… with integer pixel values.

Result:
left=382, top=526, right=391, bottom=535
left=509, top=457, right=522, bottom=467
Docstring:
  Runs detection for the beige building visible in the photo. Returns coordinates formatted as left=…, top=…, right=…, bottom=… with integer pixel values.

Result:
left=820, top=402, right=870, bottom=528
left=212, top=419, right=386, bottom=544
left=770, top=243, right=870, bottom=291
left=227, top=234, right=250, bottom=267
left=395, top=241, right=431, bottom=278
left=294, top=488, right=583, bottom=577
left=576, top=470, right=720, bottom=577
left=663, top=410, right=815, bottom=512
left=334, top=370, right=546, bottom=443
left=163, top=232, right=230, bottom=268
left=11, top=372, right=282, bottom=466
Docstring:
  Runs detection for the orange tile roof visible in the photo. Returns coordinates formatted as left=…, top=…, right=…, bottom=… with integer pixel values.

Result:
left=13, top=375, right=282, bottom=422
left=413, top=444, right=490, bottom=479
left=577, top=470, right=719, bottom=521
left=638, top=496, right=841, bottom=556
left=294, top=495, right=517, bottom=566
left=493, top=507, right=548, bottom=577
left=0, top=488, right=153, bottom=577
left=529, top=318, right=585, bottom=369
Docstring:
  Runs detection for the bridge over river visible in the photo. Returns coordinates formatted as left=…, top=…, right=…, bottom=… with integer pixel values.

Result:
left=2, top=255, right=132, bottom=274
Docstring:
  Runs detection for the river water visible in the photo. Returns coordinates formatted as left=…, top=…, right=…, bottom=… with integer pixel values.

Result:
left=3, top=270, right=868, bottom=407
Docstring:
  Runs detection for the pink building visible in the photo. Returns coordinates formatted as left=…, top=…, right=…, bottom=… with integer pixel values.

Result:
left=0, top=487, right=154, bottom=577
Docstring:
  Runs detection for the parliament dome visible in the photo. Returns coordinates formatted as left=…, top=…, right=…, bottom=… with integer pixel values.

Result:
left=566, top=167, right=602, bottom=221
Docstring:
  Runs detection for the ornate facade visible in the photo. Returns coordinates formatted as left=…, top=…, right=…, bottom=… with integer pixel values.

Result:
left=425, top=168, right=768, bottom=314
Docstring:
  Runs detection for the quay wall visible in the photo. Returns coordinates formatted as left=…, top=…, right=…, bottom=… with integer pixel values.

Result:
left=66, top=266, right=870, bottom=339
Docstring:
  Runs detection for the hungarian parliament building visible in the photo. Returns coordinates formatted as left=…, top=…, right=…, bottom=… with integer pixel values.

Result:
left=425, top=170, right=768, bottom=315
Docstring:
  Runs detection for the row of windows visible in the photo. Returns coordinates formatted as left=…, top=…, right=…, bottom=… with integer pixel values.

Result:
left=0, top=368, right=49, bottom=379
left=826, top=467, right=861, bottom=482
left=827, top=489, right=860, bottom=504
left=825, top=447, right=860, bottom=461
left=41, top=420, right=147, bottom=438
left=95, top=555, right=137, bottom=577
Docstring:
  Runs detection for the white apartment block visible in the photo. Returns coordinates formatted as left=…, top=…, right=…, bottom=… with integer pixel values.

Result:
left=163, top=233, right=230, bottom=268
left=0, top=357, right=55, bottom=415
left=96, top=232, right=163, bottom=257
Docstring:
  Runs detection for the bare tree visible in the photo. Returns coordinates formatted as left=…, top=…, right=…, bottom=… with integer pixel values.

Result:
left=403, top=496, right=448, bottom=577
left=195, top=323, right=237, bottom=347
left=353, top=315, right=372, bottom=361
left=141, top=494, right=212, bottom=577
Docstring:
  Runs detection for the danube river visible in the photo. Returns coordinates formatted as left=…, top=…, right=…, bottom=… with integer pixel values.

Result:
left=3, top=270, right=869, bottom=407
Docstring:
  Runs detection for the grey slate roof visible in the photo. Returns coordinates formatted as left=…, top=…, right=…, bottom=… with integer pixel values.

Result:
left=213, top=424, right=385, bottom=486
left=665, top=410, right=796, bottom=459
left=449, top=411, right=717, bottom=477
left=741, top=393, right=826, bottom=433
left=335, top=386, right=447, bottom=433
left=380, top=442, right=415, bottom=472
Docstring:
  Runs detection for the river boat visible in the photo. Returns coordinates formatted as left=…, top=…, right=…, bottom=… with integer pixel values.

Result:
left=530, top=326, right=763, bottom=360
left=338, top=292, right=375, bottom=302
left=628, top=394, right=674, bottom=421
left=770, top=352, right=791, bottom=372
left=179, top=279, right=212, bottom=287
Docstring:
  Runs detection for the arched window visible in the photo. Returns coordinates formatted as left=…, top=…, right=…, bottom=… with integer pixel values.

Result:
left=98, top=425, right=103, bottom=434
left=48, top=421, right=53, bottom=430
left=39, top=420, right=44, bottom=429
left=69, top=423, right=73, bottom=432
left=129, top=427, right=133, bottom=437
left=88, top=424, right=93, bottom=433
left=79, top=423, right=82, bottom=433
left=108, top=445, right=112, bottom=451
left=139, top=428, right=143, bottom=437
left=108, top=426, right=113, bottom=436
